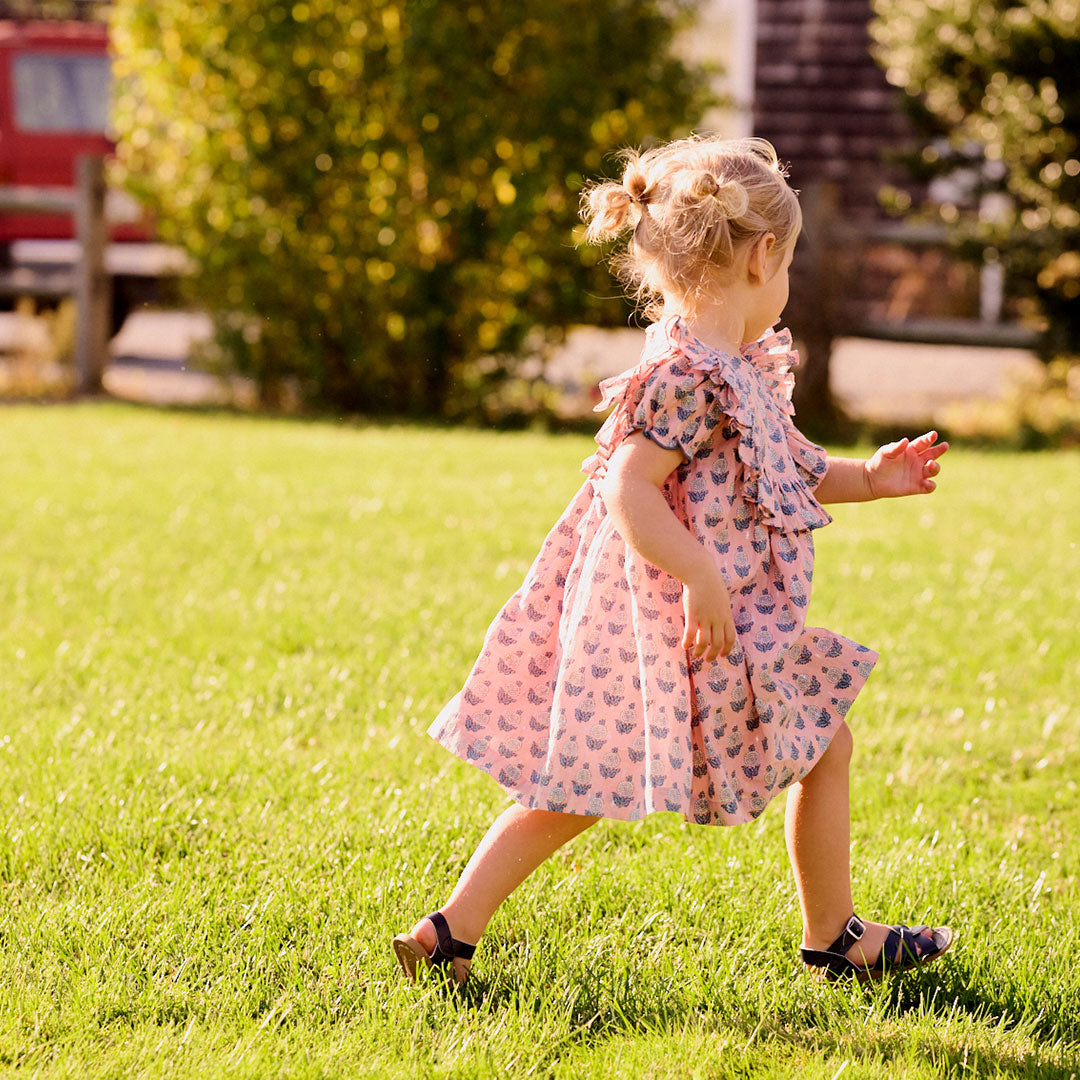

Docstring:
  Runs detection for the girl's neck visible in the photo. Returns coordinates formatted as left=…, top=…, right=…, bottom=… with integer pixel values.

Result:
left=661, top=295, right=748, bottom=357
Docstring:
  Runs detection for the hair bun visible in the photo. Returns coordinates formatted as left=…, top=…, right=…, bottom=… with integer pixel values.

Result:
left=673, top=170, right=748, bottom=219
left=693, top=172, right=720, bottom=199
left=581, top=181, right=634, bottom=242
left=686, top=169, right=721, bottom=201
left=714, top=179, right=749, bottom=219
left=624, top=168, right=650, bottom=206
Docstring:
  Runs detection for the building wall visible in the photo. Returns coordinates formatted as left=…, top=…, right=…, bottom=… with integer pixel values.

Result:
left=678, top=0, right=757, bottom=138
left=749, top=0, right=979, bottom=328
left=752, top=0, right=916, bottom=220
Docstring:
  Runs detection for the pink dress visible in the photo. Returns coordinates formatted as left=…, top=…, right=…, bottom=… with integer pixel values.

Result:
left=429, top=314, right=877, bottom=825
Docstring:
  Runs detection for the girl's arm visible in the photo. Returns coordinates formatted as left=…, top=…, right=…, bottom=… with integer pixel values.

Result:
left=599, top=432, right=736, bottom=662
left=814, top=430, right=949, bottom=504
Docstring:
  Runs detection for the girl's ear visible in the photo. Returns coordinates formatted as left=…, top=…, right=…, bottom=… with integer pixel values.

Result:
left=746, top=233, right=776, bottom=285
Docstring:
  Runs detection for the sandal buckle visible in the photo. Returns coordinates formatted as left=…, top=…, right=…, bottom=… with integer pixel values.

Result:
left=846, top=915, right=865, bottom=942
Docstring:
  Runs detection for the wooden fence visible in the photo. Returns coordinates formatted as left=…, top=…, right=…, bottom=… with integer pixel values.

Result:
left=801, top=180, right=1042, bottom=350
left=0, top=155, right=110, bottom=394
left=786, top=180, right=1043, bottom=427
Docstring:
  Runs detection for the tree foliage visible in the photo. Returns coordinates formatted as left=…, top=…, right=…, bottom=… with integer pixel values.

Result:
left=870, top=0, right=1080, bottom=352
left=110, top=0, right=712, bottom=414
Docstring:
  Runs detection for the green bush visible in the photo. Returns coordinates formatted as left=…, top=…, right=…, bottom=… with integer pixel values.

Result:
left=110, top=0, right=713, bottom=415
left=870, top=0, right=1080, bottom=352
left=943, top=355, right=1080, bottom=448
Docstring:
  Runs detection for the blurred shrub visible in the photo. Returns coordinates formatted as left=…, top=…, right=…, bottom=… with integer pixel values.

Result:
left=0, top=298, right=76, bottom=400
left=943, top=356, right=1080, bottom=448
left=109, top=0, right=712, bottom=415
left=871, top=0, right=1080, bottom=353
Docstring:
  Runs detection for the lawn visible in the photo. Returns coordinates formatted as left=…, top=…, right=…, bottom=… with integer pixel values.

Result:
left=0, top=402, right=1077, bottom=1079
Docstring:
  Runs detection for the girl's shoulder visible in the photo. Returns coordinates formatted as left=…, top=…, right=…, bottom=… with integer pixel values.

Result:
left=593, top=315, right=805, bottom=425
left=594, top=315, right=758, bottom=419
left=637, top=315, right=777, bottom=407
left=633, top=314, right=726, bottom=382
left=655, top=315, right=804, bottom=420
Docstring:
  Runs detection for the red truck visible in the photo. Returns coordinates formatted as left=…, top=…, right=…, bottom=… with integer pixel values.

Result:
left=0, top=19, right=149, bottom=242
left=0, top=18, right=172, bottom=329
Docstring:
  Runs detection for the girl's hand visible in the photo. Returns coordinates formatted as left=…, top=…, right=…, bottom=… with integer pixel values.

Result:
left=865, top=430, right=949, bottom=499
left=681, top=573, right=736, bottom=661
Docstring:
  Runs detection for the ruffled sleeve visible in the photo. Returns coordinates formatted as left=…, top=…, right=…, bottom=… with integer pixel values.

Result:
left=784, top=424, right=829, bottom=491
left=580, top=351, right=719, bottom=479
left=741, top=327, right=830, bottom=492
left=630, top=362, right=721, bottom=460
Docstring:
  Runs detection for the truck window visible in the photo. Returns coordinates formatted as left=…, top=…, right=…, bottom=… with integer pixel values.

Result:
left=13, top=52, right=111, bottom=133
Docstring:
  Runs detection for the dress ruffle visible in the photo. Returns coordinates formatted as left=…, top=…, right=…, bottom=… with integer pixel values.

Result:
left=582, top=316, right=831, bottom=533
left=741, top=327, right=832, bottom=494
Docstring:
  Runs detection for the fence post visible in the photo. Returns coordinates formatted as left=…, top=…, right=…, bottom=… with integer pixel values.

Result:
left=73, top=154, right=110, bottom=394
left=789, top=179, right=844, bottom=432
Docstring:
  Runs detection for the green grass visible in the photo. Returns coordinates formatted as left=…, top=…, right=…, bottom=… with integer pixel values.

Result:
left=0, top=402, right=1078, bottom=1079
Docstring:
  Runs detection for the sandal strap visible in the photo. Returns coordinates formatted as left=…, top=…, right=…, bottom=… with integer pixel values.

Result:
left=826, top=914, right=866, bottom=955
left=800, top=914, right=866, bottom=976
left=425, top=911, right=476, bottom=963
left=873, top=924, right=937, bottom=972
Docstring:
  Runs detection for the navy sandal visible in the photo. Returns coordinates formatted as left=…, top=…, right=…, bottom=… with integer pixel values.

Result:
left=392, top=911, right=476, bottom=985
left=801, top=914, right=953, bottom=982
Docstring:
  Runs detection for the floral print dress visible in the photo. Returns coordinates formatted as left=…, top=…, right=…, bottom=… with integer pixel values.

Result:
left=429, top=314, right=877, bottom=825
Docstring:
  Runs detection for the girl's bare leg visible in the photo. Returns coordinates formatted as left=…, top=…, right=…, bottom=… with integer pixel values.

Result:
left=408, top=803, right=598, bottom=970
left=785, top=721, right=899, bottom=963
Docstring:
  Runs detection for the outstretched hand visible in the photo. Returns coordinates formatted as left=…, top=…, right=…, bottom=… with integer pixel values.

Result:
left=865, top=430, right=949, bottom=499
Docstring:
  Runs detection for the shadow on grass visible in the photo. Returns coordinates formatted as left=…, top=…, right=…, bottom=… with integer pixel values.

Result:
left=430, top=958, right=1079, bottom=1079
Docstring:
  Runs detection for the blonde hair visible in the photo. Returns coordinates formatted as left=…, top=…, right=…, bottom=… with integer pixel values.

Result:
left=580, top=135, right=801, bottom=317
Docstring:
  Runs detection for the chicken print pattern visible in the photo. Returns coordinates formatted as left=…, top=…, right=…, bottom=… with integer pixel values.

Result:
left=429, top=314, right=878, bottom=825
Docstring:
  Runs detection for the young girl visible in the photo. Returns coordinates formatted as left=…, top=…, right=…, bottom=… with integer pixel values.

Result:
left=394, top=136, right=953, bottom=984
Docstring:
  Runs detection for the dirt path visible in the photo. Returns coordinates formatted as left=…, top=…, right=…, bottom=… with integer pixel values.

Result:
left=2, top=309, right=1042, bottom=424
left=546, top=324, right=1040, bottom=425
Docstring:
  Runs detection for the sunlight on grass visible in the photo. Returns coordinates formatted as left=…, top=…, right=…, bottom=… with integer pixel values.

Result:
left=0, top=403, right=1076, bottom=1078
